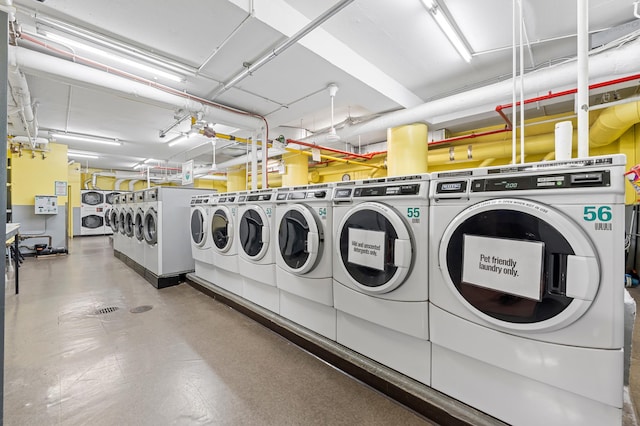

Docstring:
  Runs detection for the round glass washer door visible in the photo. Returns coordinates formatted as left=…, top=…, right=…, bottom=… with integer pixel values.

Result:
left=134, top=208, right=145, bottom=241
left=190, top=206, right=208, bottom=247
left=110, top=209, right=119, bottom=232
left=118, top=211, right=126, bottom=235
left=439, top=198, right=599, bottom=333
left=143, top=208, right=158, bottom=245
left=239, top=206, right=270, bottom=261
left=125, top=209, right=135, bottom=237
left=336, top=202, right=413, bottom=294
left=278, top=204, right=322, bottom=275
left=211, top=206, right=234, bottom=253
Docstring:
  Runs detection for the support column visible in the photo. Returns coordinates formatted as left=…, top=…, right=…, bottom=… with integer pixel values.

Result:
left=387, top=123, right=428, bottom=176
left=227, top=168, right=247, bottom=192
left=281, top=152, right=308, bottom=187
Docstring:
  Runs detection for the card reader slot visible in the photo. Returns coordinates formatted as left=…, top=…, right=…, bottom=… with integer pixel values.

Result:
left=570, top=173, right=603, bottom=185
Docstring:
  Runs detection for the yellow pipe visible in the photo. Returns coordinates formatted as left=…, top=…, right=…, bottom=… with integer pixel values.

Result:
left=282, top=152, right=308, bottom=186
left=590, top=101, right=640, bottom=147
left=543, top=152, right=555, bottom=161
left=478, top=158, right=495, bottom=167
left=286, top=148, right=383, bottom=170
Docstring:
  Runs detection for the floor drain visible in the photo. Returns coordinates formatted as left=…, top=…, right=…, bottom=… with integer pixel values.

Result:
left=95, top=306, right=119, bottom=315
left=130, top=305, right=153, bottom=314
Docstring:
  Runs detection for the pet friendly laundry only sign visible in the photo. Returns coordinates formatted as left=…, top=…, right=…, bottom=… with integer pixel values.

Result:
left=462, top=234, right=544, bottom=301
left=348, top=228, right=385, bottom=271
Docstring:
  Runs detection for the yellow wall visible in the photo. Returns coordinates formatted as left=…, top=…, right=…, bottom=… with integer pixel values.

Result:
left=11, top=142, right=69, bottom=206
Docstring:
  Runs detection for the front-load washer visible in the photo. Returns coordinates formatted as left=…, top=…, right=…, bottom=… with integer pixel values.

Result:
left=112, top=194, right=123, bottom=255
left=189, top=193, right=216, bottom=283
left=332, top=174, right=430, bottom=385
left=275, top=183, right=336, bottom=339
left=80, top=189, right=105, bottom=236
left=210, top=192, right=242, bottom=296
left=237, top=189, right=278, bottom=312
left=103, top=190, right=120, bottom=235
left=123, top=192, right=136, bottom=262
left=428, top=155, right=626, bottom=426
left=143, top=186, right=210, bottom=288
left=131, top=191, right=146, bottom=271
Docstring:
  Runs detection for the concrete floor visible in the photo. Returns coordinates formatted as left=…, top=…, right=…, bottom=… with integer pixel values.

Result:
left=4, top=236, right=433, bottom=425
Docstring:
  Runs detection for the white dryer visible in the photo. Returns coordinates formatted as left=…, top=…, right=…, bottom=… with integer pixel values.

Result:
left=428, top=155, right=626, bottom=426
left=189, top=193, right=216, bottom=283
left=332, top=175, right=430, bottom=385
left=210, top=192, right=242, bottom=296
left=275, top=184, right=336, bottom=339
left=130, top=191, right=146, bottom=270
left=143, top=187, right=210, bottom=288
left=80, top=189, right=105, bottom=236
left=237, top=189, right=278, bottom=313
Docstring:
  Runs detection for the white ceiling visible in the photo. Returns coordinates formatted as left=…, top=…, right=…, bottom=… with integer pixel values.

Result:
left=7, top=0, right=639, bottom=171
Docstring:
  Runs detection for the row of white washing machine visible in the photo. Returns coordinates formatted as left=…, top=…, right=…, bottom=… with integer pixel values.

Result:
left=111, top=186, right=211, bottom=288
left=189, top=154, right=626, bottom=426
left=80, top=189, right=122, bottom=236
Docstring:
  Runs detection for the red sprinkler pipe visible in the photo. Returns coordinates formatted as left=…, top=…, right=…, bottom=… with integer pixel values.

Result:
left=286, top=139, right=374, bottom=160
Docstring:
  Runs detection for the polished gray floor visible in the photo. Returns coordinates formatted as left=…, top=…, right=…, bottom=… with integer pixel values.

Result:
left=4, top=236, right=432, bottom=425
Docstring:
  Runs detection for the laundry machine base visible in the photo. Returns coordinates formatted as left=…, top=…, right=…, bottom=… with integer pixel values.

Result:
left=333, top=282, right=429, bottom=339
left=144, top=270, right=183, bottom=289
left=337, top=311, right=431, bottom=385
left=192, top=249, right=212, bottom=265
left=243, top=277, right=279, bottom=313
left=212, top=267, right=243, bottom=297
left=280, top=291, right=336, bottom=340
left=238, top=258, right=276, bottom=287
left=276, top=269, right=333, bottom=306
left=194, top=261, right=216, bottom=284
left=432, top=345, right=621, bottom=426
left=430, top=304, right=623, bottom=409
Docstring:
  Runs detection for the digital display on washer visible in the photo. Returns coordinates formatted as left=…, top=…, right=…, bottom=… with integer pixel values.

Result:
left=288, top=192, right=306, bottom=200
left=334, top=188, right=352, bottom=198
left=436, top=181, right=467, bottom=194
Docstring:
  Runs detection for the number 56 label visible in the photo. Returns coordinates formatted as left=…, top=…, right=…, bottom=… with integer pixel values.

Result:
left=583, top=206, right=612, bottom=221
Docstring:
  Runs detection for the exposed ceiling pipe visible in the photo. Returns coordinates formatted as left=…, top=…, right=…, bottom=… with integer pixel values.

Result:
left=577, top=0, right=589, bottom=158
left=306, top=36, right=640, bottom=145
left=114, top=178, right=126, bottom=191
left=128, top=180, right=140, bottom=191
left=10, top=41, right=264, bottom=131
left=83, top=179, right=92, bottom=189
left=7, top=46, right=37, bottom=144
left=209, top=0, right=355, bottom=99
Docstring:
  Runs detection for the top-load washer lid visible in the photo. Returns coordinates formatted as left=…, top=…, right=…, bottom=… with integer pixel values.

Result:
left=134, top=208, right=145, bottom=241
left=440, top=198, right=600, bottom=333
left=278, top=204, right=322, bottom=274
left=82, top=191, right=104, bottom=206
left=143, top=208, right=158, bottom=245
left=337, top=201, right=413, bottom=294
left=211, top=206, right=234, bottom=253
left=125, top=209, right=135, bottom=237
left=190, top=206, right=208, bottom=247
left=239, top=206, right=270, bottom=260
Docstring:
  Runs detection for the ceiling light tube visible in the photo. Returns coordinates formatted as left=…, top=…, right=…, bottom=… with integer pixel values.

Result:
left=143, top=158, right=159, bottom=164
left=44, top=32, right=184, bottom=82
left=423, top=1, right=472, bottom=62
left=51, top=132, right=122, bottom=146
left=67, top=152, right=99, bottom=159
left=167, top=133, right=191, bottom=147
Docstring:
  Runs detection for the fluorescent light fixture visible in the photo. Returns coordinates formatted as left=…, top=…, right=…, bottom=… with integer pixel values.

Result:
left=51, top=131, right=122, bottom=146
left=167, top=133, right=191, bottom=147
left=44, top=32, right=184, bottom=82
left=144, top=158, right=160, bottom=164
left=68, top=151, right=99, bottom=159
left=421, top=0, right=472, bottom=62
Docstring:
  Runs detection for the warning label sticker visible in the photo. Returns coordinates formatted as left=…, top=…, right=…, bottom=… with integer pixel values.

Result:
left=461, top=234, right=544, bottom=301
left=348, top=228, right=385, bottom=271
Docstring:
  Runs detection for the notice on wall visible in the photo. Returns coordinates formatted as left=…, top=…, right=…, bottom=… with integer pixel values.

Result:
left=461, top=234, right=544, bottom=301
left=348, top=228, right=386, bottom=271
left=182, top=160, right=194, bottom=186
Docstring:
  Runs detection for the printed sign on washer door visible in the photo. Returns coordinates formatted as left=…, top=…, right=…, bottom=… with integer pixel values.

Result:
left=461, top=234, right=545, bottom=301
left=348, top=228, right=385, bottom=271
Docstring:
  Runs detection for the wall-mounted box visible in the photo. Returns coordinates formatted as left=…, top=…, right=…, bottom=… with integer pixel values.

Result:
left=35, top=195, right=58, bottom=215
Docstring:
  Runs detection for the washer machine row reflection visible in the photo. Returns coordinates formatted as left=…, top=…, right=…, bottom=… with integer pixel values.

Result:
left=428, top=155, right=625, bottom=426
left=332, top=174, right=430, bottom=385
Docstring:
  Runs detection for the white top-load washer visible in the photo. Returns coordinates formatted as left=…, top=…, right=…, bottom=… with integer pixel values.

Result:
left=131, top=190, right=146, bottom=270
left=189, top=193, right=216, bottom=283
left=142, top=186, right=210, bottom=288
left=275, top=183, right=336, bottom=339
left=210, top=192, right=242, bottom=296
left=332, top=174, right=430, bottom=385
left=237, top=189, right=278, bottom=313
left=428, top=155, right=626, bottom=426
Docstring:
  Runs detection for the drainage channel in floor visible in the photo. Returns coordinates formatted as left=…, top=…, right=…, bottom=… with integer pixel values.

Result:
left=95, top=306, right=120, bottom=315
